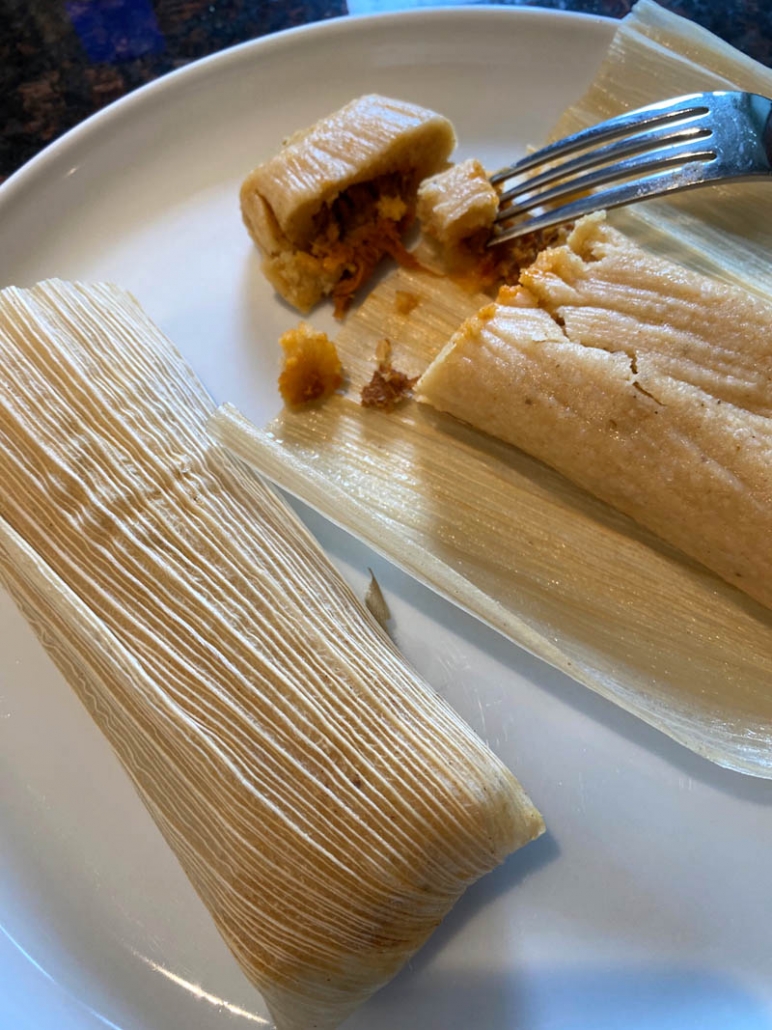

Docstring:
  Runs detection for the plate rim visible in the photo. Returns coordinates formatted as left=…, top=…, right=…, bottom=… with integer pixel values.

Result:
left=4, top=6, right=772, bottom=1030
left=0, top=4, right=616, bottom=214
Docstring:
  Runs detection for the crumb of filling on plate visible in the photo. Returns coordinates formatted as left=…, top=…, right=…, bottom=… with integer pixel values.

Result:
left=278, top=321, right=343, bottom=406
left=361, top=338, right=418, bottom=412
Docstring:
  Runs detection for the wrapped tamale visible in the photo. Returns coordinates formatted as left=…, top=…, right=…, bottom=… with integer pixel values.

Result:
left=0, top=279, right=542, bottom=1030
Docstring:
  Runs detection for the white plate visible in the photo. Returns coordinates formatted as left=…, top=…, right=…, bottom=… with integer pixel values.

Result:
left=1, top=7, right=772, bottom=1029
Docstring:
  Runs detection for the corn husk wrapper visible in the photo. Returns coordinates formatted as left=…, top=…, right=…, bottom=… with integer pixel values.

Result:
left=550, top=0, right=772, bottom=296
left=210, top=4, right=772, bottom=777
left=0, top=280, right=543, bottom=1030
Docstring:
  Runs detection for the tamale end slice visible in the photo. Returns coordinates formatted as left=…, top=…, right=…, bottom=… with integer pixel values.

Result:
left=417, top=157, right=499, bottom=246
left=240, top=94, right=456, bottom=315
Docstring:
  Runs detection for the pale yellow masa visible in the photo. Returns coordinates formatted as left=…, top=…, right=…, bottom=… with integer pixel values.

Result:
left=417, top=213, right=772, bottom=611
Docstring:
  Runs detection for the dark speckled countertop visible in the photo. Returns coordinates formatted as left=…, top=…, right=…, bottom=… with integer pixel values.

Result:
left=1, top=0, right=770, bottom=184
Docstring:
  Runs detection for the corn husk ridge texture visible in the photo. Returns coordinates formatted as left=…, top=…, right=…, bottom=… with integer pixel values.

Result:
left=0, top=280, right=542, bottom=1030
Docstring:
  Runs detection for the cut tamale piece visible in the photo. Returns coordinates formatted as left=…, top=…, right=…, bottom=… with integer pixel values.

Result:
left=0, top=280, right=543, bottom=1030
left=417, top=158, right=498, bottom=246
left=415, top=158, right=568, bottom=291
left=417, top=214, right=772, bottom=611
left=240, top=94, right=456, bottom=315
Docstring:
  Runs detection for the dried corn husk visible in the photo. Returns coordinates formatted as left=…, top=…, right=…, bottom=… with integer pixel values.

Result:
left=549, top=0, right=772, bottom=296
left=211, top=385, right=772, bottom=779
left=336, top=263, right=488, bottom=392
left=0, top=280, right=543, bottom=1030
left=208, top=2, right=772, bottom=777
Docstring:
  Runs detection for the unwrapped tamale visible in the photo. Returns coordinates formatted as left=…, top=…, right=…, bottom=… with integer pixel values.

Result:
left=417, top=213, right=772, bottom=610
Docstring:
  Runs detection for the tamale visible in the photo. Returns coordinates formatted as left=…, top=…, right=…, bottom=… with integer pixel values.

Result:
left=417, top=158, right=498, bottom=246
left=211, top=4, right=772, bottom=776
left=417, top=213, right=772, bottom=611
left=219, top=243, right=772, bottom=778
left=0, top=280, right=543, bottom=1030
left=415, top=159, right=569, bottom=292
left=240, top=94, right=456, bottom=315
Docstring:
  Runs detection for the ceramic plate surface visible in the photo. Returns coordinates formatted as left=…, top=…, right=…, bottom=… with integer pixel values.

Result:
left=1, top=8, right=771, bottom=1029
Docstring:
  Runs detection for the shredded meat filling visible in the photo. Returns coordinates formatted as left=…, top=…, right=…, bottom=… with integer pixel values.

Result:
left=450, top=225, right=572, bottom=293
left=361, top=339, right=418, bottom=411
left=309, top=173, right=421, bottom=318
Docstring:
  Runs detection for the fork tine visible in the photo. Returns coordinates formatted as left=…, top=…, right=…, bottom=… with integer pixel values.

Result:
left=488, top=91, right=772, bottom=247
left=497, top=123, right=711, bottom=207
left=489, top=93, right=712, bottom=186
left=496, top=141, right=716, bottom=222
left=489, top=164, right=716, bottom=245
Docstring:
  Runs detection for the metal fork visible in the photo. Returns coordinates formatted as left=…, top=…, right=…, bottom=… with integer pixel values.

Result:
left=489, top=91, right=772, bottom=245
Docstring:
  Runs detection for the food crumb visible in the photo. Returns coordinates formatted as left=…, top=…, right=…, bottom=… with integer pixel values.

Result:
left=375, top=337, right=391, bottom=364
left=496, top=283, right=538, bottom=308
left=377, top=194, right=408, bottom=222
left=361, top=339, right=418, bottom=412
left=476, top=302, right=498, bottom=323
left=278, top=322, right=343, bottom=406
left=394, top=290, right=421, bottom=316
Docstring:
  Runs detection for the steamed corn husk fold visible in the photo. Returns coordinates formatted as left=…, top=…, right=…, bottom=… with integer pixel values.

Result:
left=211, top=4, right=772, bottom=777
left=0, top=280, right=543, bottom=1030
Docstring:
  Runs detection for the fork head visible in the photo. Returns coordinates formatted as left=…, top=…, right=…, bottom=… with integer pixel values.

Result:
left=488, top=91, right=772, bottom=246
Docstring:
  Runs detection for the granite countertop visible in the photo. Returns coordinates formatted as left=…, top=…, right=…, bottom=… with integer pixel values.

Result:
left=1, top=0, right=770, bottom=185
